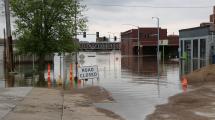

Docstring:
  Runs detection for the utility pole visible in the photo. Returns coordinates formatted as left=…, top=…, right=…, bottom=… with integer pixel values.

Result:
left=4, top=0, right=14, bottom=72
left=74, top=0, right=78, bottom=83
left=212, top=25, right=215, bottom=65
left=211, top=6, right=215, bottom=64
left=3, top=29, right=6, bottom=69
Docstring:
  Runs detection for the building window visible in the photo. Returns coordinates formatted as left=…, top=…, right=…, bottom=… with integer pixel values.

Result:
left=184, top=40, right=191, bottom=73
left=193, top=39, right=198, bottom=58
left=184, top=40, right=191, bottom=59
left=180, top=40, right=183, bottom=58
left=145, top=34, right=147, bottom=38
left=200, top=39, right=206, bottom=59
left=193, top=59, right=198, bottom=70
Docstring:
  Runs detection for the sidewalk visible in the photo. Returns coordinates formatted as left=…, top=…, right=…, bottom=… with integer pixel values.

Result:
left=146, top=82, right=215, bottom=120
left=1, top=87, right=123, bottom=120
left=0, top=87, right=32, bottom=120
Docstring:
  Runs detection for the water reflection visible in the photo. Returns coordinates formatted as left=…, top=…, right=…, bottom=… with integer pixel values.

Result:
left=0, top=47, right=4, bottom=81
left=0, top=46, right=9, bottom=88
left=2, top=52, right=87, bottom=89
left=180, top=58, right=207, bottom=76
left=121, top=56, right=158, bottom=75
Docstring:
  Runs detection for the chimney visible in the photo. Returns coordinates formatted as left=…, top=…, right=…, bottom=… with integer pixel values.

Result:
left=210, top=6, right=215, bottom=24
left=214, top=6, right=215, bottom=14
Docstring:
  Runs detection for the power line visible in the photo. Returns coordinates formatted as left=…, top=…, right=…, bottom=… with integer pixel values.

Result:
left=86, top=4, right=213, bottom=9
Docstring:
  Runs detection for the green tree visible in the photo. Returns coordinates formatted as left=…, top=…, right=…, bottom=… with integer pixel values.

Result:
left=10, top=0, right=87, bottom=85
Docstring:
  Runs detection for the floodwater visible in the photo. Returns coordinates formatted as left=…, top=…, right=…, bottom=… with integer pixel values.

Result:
left=0, top=46, right=183, bottom=120
left=0, top=46, right=4, bottom=88
left=89, top=52, right=182, bottom=120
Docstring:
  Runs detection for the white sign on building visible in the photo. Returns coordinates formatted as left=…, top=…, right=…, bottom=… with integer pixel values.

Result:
left=79, top=66, right=99, bottom=79
left=159, top=40, right=169, bottom=45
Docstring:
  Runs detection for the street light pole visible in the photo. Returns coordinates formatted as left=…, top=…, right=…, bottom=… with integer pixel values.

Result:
left=152, top=17, right=160, bottom=79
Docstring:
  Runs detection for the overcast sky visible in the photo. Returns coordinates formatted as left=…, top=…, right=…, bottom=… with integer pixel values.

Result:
left=1, top=0, right=215, bottom=42
left=80, top=0, right=215, bottom=42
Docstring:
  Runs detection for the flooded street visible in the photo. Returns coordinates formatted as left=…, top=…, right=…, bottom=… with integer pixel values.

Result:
left=0, top=46, right=183, bottom=120
left=87, top=52, right=182, bottom=120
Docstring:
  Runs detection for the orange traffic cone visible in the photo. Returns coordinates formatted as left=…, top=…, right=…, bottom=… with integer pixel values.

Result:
left=181, top=77, right=188, bottom=92
left=182, top=77, right=188, bottom=86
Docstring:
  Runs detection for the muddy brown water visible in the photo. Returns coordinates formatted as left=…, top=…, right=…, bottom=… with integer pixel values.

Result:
left=0, top=47, right=183, bottom=120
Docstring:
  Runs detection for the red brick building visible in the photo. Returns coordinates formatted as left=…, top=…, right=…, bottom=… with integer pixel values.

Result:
left=121, top=27, right=179, bottom=58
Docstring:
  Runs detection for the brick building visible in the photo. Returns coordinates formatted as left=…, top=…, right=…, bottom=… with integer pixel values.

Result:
left=121, top=27, right=179, bottom=58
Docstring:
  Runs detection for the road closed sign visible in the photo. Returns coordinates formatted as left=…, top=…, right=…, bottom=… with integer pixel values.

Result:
left=79, top=66, right=99, bottom=79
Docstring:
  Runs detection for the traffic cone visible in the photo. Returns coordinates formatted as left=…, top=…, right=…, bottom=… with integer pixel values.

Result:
left=181, top=77, right=188, bottom=92
left=182, top=77, right=188, bottom=86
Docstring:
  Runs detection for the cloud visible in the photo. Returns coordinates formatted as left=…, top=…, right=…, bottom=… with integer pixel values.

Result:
left=1, top=0, right=215, bottom=41
left=80, top=0, right=215, bottom=42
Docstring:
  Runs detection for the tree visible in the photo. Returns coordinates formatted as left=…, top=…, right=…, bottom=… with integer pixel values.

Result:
left=10, top=0, right=87, bottom=85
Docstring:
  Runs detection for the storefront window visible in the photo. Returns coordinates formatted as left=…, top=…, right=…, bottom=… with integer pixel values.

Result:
left=193, top=39, right=198, bottom=58
left=180, top=41, right=183, bottom=58
left=200, top=39, right=206, bottom=59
